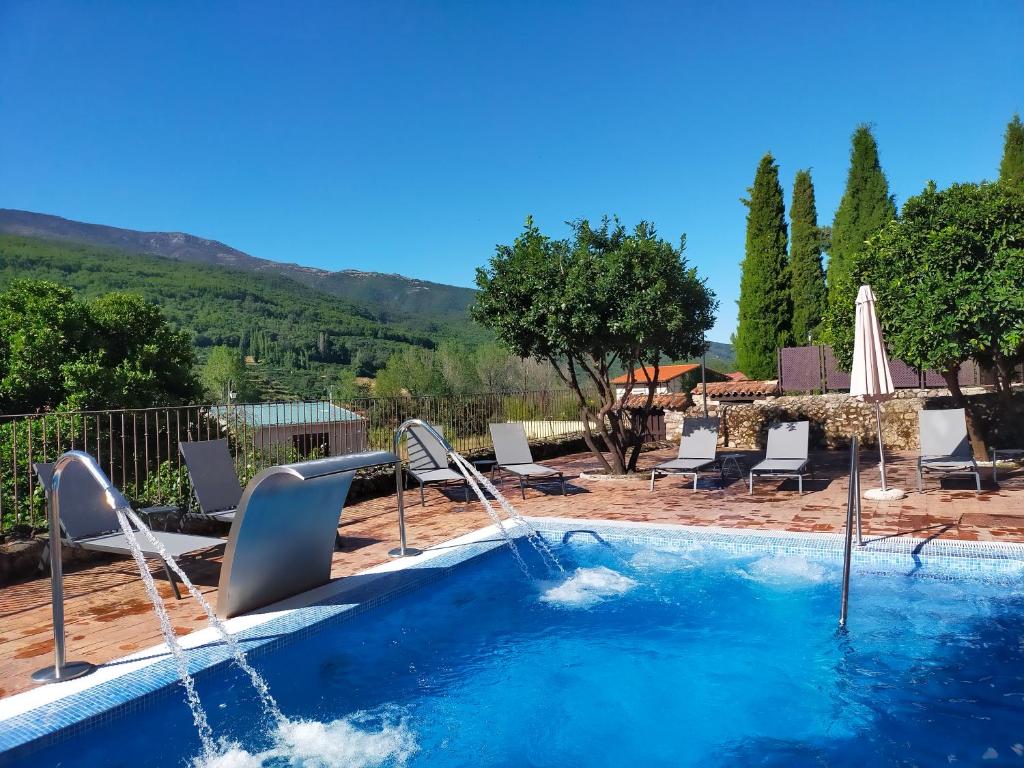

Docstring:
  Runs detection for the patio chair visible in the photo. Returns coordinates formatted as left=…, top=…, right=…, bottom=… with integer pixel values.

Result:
left=179, top=439, right=243, bottom=523
left=748, top=421, right=812, bottom=494
left=650, top=417, right=720, bottom=491
left=405, top=424, right=469, bottom=505
left=916, top=408, right=981, bottom=492
left=489, top=423, right=566, bottom=499
left=34, top=462, right=224, bottom=600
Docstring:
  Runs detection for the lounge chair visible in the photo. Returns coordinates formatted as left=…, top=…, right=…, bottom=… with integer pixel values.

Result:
left=405, top=424, right=469, bottom=505
left=34, top=461, right=224, bottom=599
left=650, top=417, right=720, bottom=491
left=748, top=421, right=812, bottom=494
left=179, top=439, right=243, bottom=523
left=489, top=423, right=566, bottom=499
left=917, top=408, right=981, bottom=492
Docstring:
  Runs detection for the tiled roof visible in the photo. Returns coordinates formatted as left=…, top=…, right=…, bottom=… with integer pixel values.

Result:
left=691, top=379, right=780, bottom=398
left=209, top=401, right=363, bottom=427
left=611, top=363, right=701, bottom=385
left=616, top=393, right=692, bottom=409
left=725, top=371, right=749, bottom=381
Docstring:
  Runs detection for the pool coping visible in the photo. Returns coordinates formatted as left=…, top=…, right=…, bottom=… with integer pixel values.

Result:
left=3, top=517, right=1024, bottom=760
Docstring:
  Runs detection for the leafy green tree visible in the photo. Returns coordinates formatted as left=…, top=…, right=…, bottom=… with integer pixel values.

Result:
left=825, top=125, right=897, bottom=365
left=854, top=181, right=1024, bottom=456
left=374, top=347, right=444, bottom=397
left=0, top=280, right=89, bottom=412
left=734, top=153, right=790, bottom=378
left=789, top=169, right=827, bottom=344
left=332, top=368, right=371, bottom=403
left=1000, top=113, right=1024, bottom=194
left=201, top=346, right=251, bottom=403
left=0, top=280, right=201, bottom=412
left=437, top=340, right=482, bottom=395
left=473, top=216, right=716, bottom=474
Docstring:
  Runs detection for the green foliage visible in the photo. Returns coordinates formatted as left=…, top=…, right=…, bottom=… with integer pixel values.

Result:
left=0, top=279, right=201, bottom=412
left=332, top=368, right=371, bottom=402
left=854, top=181, right=1024, bottom=448
left=735, top=153, right=790, bottom=378
left=825, top=125, right=897, bottom=366
left=0, top=234, right=472, bottom=400
left=1000, top=113, right=1024, bottom=194
left=473, top=215, right=716, bottom=473
left=788, top=169, right=827, bottom=344
left=201, top=346, right=256, bottom=402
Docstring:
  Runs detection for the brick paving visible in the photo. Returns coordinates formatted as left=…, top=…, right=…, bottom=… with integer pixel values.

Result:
left=1, top=446, right=1022, bottom=700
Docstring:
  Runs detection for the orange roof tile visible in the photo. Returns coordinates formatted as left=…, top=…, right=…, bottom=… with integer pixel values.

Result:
left=611, top=363, right=701, bottom=385
left=692, top=379, right=780, bottom=398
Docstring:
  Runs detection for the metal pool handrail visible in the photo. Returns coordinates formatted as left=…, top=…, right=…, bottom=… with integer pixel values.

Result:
left=390, top=419, right=455, bottom=558
left=839, top=436, right=862, bottom=630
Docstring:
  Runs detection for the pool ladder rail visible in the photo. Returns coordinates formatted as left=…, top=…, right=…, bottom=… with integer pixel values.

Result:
left=839, top=436, right=863, bottom=630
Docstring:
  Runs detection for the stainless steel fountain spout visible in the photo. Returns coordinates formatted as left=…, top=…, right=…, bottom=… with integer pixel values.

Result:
left=32, top=450, right=121, bottom=684
left=389, top=419, right=452, bottom=558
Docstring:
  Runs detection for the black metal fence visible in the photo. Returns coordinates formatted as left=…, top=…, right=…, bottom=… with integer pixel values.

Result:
left=778, top=345, right=992, bottom=394
left=0, top=390, right=584, bottom=534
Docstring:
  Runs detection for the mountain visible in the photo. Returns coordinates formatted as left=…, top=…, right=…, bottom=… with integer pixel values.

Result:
left=0, top=209, right=476, bottom=323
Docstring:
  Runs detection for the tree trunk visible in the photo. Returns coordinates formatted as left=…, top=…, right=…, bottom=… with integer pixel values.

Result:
left=941, top=367, right=988, bottom=460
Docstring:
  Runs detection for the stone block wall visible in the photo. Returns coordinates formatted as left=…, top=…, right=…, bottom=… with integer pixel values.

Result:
left=665, top=388, right=1024, bottom=451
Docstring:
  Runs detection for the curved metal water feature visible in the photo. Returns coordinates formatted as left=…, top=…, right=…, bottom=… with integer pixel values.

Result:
left=217, top=450, right=399, bottom=617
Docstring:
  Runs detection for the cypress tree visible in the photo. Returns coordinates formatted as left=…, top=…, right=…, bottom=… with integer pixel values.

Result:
left=789, top=169, right=826, bottom=344
left=824, top=125, right=896, bottom=365
left=735, top=152, right=790, bottom=379
left=999, top=113, right=1024, bottom=194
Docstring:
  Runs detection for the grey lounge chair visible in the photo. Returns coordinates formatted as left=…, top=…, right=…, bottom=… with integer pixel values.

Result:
left=179, top=439, right=242, bottom=523
left=34, top=462, right=224, bottom=599
left=405, top=424, right=468, bottom=505
left=748, top=421, right=812, bottom=494
left=650, top=417, right=720, bottom=491
left=917, top=408, right=981, bottom=492
left=489, top=423, right=566, bottom=499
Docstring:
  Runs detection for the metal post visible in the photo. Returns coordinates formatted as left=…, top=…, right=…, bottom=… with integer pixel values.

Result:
left=839, top=436, right=858, bottom=629
left=387, top=419, right=439, bottom=558
left=32, top=454, right=98, bottom=684
left=874, top=401, right=888, bottom=491
left=701, top=350, right=708, bottom=418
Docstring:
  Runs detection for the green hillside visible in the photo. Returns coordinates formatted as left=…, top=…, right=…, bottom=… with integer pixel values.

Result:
left=0, top=234, right=483, bottom=399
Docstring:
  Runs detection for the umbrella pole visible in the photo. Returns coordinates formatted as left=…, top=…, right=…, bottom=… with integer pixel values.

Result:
left=874, top=402, right=887, bottom=491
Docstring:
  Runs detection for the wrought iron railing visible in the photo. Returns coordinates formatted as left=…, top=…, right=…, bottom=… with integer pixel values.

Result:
left=0, top=390, right=585, bottom=534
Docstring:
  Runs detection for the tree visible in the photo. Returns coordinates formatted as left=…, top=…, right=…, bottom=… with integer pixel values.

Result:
left=333, top=368, right=370, bottom=402
left=734, top=153, right=790, bottom=378
left=201, top=346, right=250, bottom=403
left=789, top=169, right=826, bottom=344
left=0, top=280, right=201, bottom=412
left=1000, top=113, right=1024, bottom=194
left=374, top=347, right=444, bottom=397
left=853, top=182, right=1024, bottom=456
left=473, top=216, right=716, bottom=474
left=825, top=125, right=897, bottom=366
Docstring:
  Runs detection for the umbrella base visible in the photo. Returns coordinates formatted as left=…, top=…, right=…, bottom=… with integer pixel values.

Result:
left=864, top=487, right=907, bottom=501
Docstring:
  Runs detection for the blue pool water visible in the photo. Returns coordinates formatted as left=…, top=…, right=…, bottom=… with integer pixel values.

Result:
left=9, top=527, right=1024, bottom=767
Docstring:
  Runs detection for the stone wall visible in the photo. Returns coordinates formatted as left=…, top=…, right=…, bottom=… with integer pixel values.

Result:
left=665, top=388, right=1024, bottom=451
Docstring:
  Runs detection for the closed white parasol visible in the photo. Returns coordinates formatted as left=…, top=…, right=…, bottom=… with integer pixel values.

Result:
left=850, top=284, right=906, bottom=499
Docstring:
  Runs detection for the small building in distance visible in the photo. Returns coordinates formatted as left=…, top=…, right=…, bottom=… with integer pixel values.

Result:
left=209, top=401, right=367, bottom=458
left=612, top=363, right=728, bottom=400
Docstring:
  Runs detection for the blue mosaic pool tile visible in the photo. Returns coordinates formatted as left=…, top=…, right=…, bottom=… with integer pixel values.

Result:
left=3, top=519, right=1023, bottom=762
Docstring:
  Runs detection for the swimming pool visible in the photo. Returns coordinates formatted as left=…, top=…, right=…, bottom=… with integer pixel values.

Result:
left=3, top=519, right=1024, bottom=767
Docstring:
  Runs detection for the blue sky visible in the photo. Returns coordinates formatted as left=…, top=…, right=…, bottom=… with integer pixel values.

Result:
left=1, top=1, right=1021, bottom=342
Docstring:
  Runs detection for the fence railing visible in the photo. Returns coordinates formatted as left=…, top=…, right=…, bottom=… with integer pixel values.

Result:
left=778, top=345, right=996, bottom=394
left=0, top=390, right=585, bottom=535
